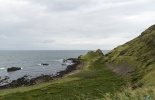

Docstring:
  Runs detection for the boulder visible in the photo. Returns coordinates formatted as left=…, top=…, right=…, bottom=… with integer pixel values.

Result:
left=7, top=67, right=21, bottom=72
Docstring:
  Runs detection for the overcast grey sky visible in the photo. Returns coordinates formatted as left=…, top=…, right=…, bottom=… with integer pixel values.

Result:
left=0, top=0, right=155, bottom=50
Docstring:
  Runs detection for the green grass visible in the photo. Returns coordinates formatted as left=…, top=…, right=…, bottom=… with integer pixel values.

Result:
left=102, top=86, right=155, bottom=100
left=0, top=51, right=126, bottom=100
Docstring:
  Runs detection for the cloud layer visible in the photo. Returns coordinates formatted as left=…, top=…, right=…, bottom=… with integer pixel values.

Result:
left=0, top=0, right=155, bottom=50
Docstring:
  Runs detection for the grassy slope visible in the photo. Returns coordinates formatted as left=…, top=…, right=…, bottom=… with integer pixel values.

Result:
left=0, top=50, right=126, bottom=100
left=105, top=24, right=155, bottom=86
left=98, top=25, right=155, bottom=100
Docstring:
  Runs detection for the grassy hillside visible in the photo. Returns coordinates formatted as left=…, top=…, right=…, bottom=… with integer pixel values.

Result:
left=0, top=50, right=126, bottom=100
left=105, top=24, right=155, bottom=87
left=96, top=24, right=155, bottom=100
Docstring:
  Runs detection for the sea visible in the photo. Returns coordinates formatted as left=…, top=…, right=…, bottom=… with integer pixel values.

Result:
left=0, top=50, right=109, bottom=86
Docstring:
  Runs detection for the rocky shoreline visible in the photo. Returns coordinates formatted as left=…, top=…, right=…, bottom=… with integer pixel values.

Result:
left=0, top=58, right=81, bottom=90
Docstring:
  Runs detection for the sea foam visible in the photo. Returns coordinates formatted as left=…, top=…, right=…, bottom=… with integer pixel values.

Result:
left=0, top=68, right=5, bottom=70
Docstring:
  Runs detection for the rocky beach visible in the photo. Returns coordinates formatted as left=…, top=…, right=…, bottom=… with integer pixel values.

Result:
left=0, top=58, right=81, bottom=90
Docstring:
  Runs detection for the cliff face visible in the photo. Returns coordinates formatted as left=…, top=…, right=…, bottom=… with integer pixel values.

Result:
left=105, top=25, right=155, bottom=86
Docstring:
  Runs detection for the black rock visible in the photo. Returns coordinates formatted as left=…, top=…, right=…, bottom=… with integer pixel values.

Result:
left=41, top=63, right=49, bottom=66
left=78, top=55, right=82, bottom=59
left=67, top=58, right=78, bottom=62
left=7, top=67, right=21, bottom=72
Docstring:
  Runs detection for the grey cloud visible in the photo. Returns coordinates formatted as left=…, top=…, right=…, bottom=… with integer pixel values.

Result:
left=0, top=0, right=154, bottom=50
left=30, top=0, right=88, bottom=12
left=42, top=40, right=55, bottom=44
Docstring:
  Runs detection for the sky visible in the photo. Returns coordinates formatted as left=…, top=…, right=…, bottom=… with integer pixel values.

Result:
left=0, top=0, right=155, bottom=50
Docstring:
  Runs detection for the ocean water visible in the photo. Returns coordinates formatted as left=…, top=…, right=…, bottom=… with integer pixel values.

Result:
left=0, top=50, right=109, bottom=85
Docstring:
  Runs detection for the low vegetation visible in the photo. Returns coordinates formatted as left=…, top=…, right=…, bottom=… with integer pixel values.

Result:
left=103, top=86, right=155, bottom=100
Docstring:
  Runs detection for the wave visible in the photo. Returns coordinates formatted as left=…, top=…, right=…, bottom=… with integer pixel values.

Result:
left=37, top=59, right=69, bottom=66
left=0, top=67, right=5, bottom=70
left=51, top=60, right=59, bottom=62
left=38, top=64, right=42, bottom=66
left=51, top=59, right=66, bottom=63
left=58, top=59, right=66, bottom=63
